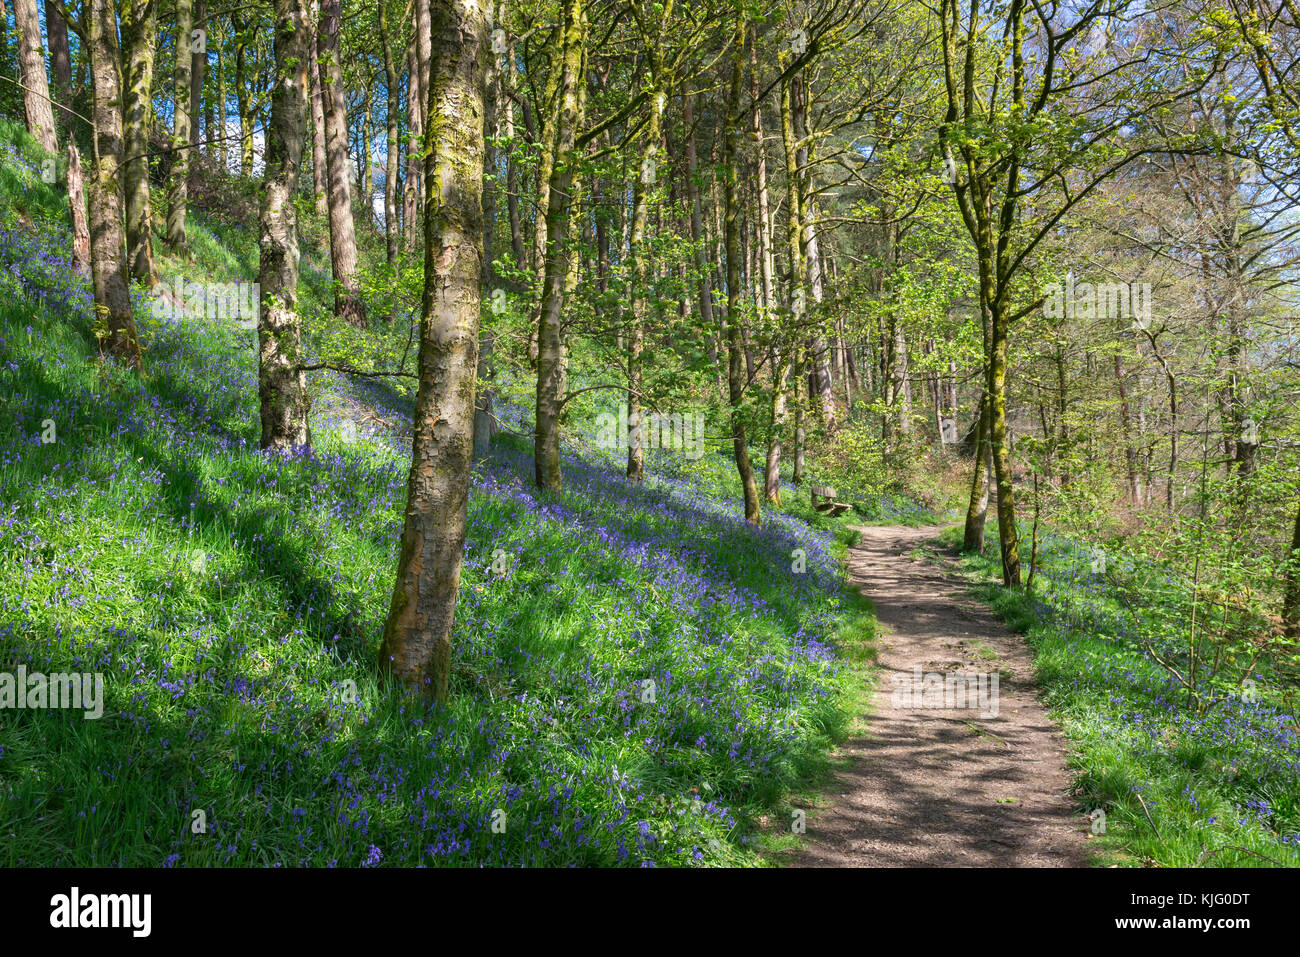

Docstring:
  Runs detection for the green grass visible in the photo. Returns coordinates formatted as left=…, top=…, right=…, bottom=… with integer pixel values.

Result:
left=0, top=116, right=877, bottom=867
left=940, top=526, right=1300, bottom=868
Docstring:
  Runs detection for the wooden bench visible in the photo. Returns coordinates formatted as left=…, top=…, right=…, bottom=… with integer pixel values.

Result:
left=810, top=484, right=852, bottom=516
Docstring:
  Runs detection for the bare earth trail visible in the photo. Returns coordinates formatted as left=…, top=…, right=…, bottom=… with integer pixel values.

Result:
left=793, top=524, right=1090, bottom=867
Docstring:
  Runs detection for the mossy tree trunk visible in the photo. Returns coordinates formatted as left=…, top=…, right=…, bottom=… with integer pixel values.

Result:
left=379, top=0, right=486, bottom=700
left=987, top=294, right=1020, bottom=585
left=233, top=9, right=253, bottom=177
left=751, top=31, right=783, bottom=505
left=963, top=390, right=991, bottom=553
left=532, top=0, right=584, bottom=491
left=166, top=0, right=194, bottom=250
left=120, top=0, right=157, bottom=285
left=525, top=23, right=563, bottom=368
left=723, top=13, right=760, bottom=525
left=963, top=297, right=993, bottom=553
left=87, top=0, right=142, bottom=368
left=257, top=0, right=314, bottom=451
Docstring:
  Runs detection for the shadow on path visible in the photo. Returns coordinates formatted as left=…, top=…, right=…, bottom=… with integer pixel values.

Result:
left=791, top=525, right=1090, bottom=868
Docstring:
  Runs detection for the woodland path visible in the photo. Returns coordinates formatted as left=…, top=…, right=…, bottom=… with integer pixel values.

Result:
left=793, top=524, right=1090, bottom=867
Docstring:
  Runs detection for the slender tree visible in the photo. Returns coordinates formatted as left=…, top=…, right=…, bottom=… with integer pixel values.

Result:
left=309, top=25, right=329, bottom=216
left=723, top=10, right=760, bottom=525
left=380, top=0, right=487, bottom=700
left=167, top=0, right=195, bottom=250
left=473, top=0, right=503, bottom=457
left=87, top=0, right=142, bottom=367
left=120, top=0, right=158, bottom=284
left=402, top=1, right=426, bottom=249
left=625, top=0, right=674, bottom=482
left=44, top=1, right=72, bottom=137
left=318, top=0, right=367, bottom=326
left=257, top=0, right=315, bottom=450
left=67, top=138, right=90, bottom=275
left=13, top=0, right=57, bottom=154
left=533, top=0, right=584, bottom=491
left=191, top=0, right=206, bottom=161
left=938, top=0, right=1188, bottom=585
left=1284, top=499, right=1300, bottom=639
left=379, top=0, right=401, bottom=265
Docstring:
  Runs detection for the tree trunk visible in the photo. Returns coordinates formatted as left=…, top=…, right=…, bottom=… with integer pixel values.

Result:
left=215, top=24, right=226, bottom=168
left=1283, top=498, right=1300, bottom=639
left=379, top=0, right=486, bottom=700
left=503, top=35, right=525, bottom=269
left=988, top=300, right=1020, bottom=586
left=44, top=1, right=72, bottom=138
left=167, top=0, right=194, bottom=249
left=67, top=140, right=90, bottom=275
left=526, top=24, right=564, bottom=367
left=764, top=343, right=788, bottom=505
left=234, top=12, right=253, bottom=177
left=318, top=0, right=367, bottom=326
left=624, top=7, right=670, bottom=482
left=780, top=71, right=834, bottom=434
left=723, top=14, right=760, bottom=525
left=402, top=9, right=425, bottom=251
left=359, top=83, right=373, bottom=216
left=683, top=91, right=721, bottom=398
left=888, top=312, right=911, bottom=441
left=557, top=149, right=583, bottom=425
left=792, top=74, right=834, bottom=431
left=1146, top=335, right=1179, bottom=512
left=14, top=0, right=57, bottom=154
left=257, top=0, right=314, bottom=450
left=190, top=0, right=206, bottom=164
left=963, top=390, right=991, bottom=552
left=473, top=0, right=501, bottom=457
left=379, top=0, right=400, bottom=265
left=925, top=339, right=942, bottom=445
left=1114, top=352, right=1141, bottom=503
left=752, top=38, right=784, bottom=504
left=532, top=0, right=583, bottom=491
left=120, top=0, right=157, bottom=285
left=1054, top=342, right=1069, bottom=487
left=750, top=30, right=776, bottom=315
left=594, top=165, right=609, bottom=297
left=87, top=0, right=143, bottom=367
left=309, top=31, right=329, bottom=215
left=792, top=345, right=805, bottom=484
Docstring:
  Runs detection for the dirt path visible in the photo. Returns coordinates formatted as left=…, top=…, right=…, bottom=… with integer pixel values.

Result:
left=793, top=524, right=1089, bottom=867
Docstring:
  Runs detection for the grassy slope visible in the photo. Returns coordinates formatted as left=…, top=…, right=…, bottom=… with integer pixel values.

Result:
left=940, top=526, right=1300, bottom=867
left=0, top=118, right=875, bottom=866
